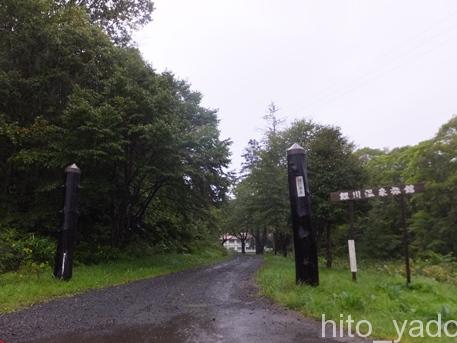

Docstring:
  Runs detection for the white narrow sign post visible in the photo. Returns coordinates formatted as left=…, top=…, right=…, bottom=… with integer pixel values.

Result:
left=348, top=240, right=357, bottom=282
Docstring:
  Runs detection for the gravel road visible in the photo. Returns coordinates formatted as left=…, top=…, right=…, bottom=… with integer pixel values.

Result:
left=0, top=255, right=366, bottom=343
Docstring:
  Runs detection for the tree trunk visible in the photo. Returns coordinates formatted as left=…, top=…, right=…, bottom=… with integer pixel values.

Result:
left=254, top=227, right=266, bottom=254
left=281, top=236, right=288, bottom=257
left=2, top=160, right=12, bottom=203
left=273, top=233, right=279, bottom=255
left=325, top=221, right=332, bottom=269
left=282, top=243, right=288, bottom=257
left=117, top=201, right=128, bottom=247
left=241, top=239, right=246, bottom=254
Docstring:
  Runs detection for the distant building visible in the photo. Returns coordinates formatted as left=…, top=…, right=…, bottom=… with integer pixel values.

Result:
left=222, top=234, right=256, bottom=253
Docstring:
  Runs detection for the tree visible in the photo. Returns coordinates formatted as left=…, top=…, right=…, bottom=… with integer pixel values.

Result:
left=240, top=139, right=261, bottom=178
left=252, top=227, right=267, bottom=254
left=235, top=232, right=249, bottom=254
left=0, top=0, right=231, bottom=264
left=56, top=0, right=155, bottom=44
left=356, top=116, right=457, bottom=259
left=232, top=104, right=365, bottom=262
left=228, top=181, right=255, bottom=254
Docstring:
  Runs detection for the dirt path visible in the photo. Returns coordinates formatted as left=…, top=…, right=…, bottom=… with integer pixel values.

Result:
left=0, top=255, right=366, bottom=343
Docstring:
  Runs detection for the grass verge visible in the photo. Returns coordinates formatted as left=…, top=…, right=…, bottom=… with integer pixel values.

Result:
left=257, top=255, right=457, bottom=343
left=0, top=246, right=228, bottom=313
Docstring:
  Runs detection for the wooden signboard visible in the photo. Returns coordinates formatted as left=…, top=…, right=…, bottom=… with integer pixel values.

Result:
left=329, top=182, right=425, bottom=285
left=330, top=182, right=425, bottom=202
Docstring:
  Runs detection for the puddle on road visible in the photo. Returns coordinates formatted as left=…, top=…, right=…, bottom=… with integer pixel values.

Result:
left=30, top=314, right=216, bottom=343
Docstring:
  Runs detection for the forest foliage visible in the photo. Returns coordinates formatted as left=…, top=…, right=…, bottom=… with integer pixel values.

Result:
left=0, top=0, right=231, bottom=272
left=227, top=103, right=457, bottom=264
left=356, top=116, right=457, bottom=259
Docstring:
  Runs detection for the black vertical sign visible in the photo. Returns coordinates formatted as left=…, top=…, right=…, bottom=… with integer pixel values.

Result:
left=287, top=143, right=319, bottom=286
left=54, top=164, right=81, bottom=281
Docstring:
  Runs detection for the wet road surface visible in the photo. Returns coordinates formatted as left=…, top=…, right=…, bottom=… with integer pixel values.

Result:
left=0, top=255, right=366, bottom=343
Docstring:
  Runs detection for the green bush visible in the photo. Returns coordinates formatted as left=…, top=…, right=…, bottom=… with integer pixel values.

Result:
left=0, top=229, right=20, bottom=272
left=414, top=252, right=457, bottom=285
left=0, top=227, right=55, bottom=273
left=74, top=242, right=124, bottom=265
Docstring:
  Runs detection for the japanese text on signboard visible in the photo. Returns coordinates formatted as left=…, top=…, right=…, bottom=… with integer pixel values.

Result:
left=330, top=183, right=425, bottom=202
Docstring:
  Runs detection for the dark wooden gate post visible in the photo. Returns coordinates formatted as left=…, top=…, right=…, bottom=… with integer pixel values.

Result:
left=54, top=164, right=81, bottom=281
left=287, top=143, right=319, bottom=286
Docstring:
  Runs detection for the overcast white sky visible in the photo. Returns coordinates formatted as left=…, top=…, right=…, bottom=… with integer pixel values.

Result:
left=134, top=0, right=457, bottom=172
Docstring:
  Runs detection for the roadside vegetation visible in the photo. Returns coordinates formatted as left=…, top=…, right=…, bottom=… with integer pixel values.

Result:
left=258, top=255, right=457, bottom=343
left=0, top=245, right=228, bottom=313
